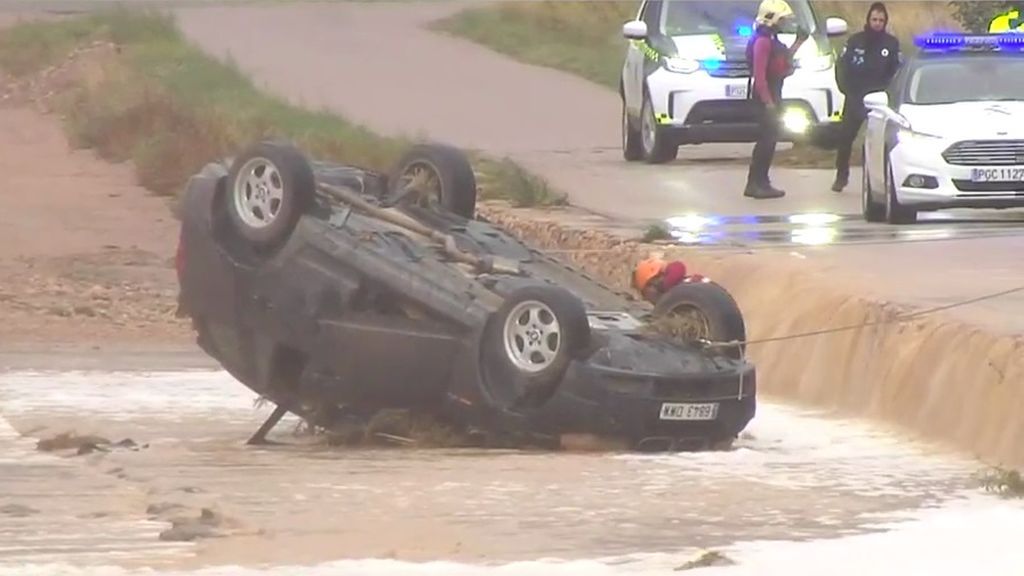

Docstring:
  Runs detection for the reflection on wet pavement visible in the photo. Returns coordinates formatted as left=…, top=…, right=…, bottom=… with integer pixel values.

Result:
left=0, top=370, right=988, bottom=570
left=662, top=210, right=1024, bottom=248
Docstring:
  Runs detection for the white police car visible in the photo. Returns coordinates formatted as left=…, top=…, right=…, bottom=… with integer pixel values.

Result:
left=620, top=0, right=850, bottom=163
left=862, top=32, right=1024, bottom=224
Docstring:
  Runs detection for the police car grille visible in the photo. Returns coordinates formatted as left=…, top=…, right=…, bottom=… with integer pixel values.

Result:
left=942, top=140, right=1024, bottom=166
left=706, top=61, right=750, bottom=78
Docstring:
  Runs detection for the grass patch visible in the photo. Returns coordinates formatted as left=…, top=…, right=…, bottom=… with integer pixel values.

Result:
left=434, top=1, right=963, bottom=169
left=977, top=466, right=1024, bottom=498
left=0, top=7, right=555, bottom=206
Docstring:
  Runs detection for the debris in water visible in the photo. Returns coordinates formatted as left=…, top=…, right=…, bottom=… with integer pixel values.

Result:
left=0, top=503, right=39, bottom=517
left=36, top=432, right=145, bottom=455
left=37, top=432, right=111, bottom=452
left=675, top=550, right=735, bottom=571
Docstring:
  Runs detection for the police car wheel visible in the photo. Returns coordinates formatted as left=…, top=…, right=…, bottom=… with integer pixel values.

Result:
left=862, top=146, right=885, bottom=223
left=640, top=91, right=677, bottom=164
left=884, top=158, right=917, bottom=225
left=622, top=98, right=643, bottom=162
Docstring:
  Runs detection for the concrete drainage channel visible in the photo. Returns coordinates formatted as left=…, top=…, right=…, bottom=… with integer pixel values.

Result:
left=476, top=201, right=1024, bottom=469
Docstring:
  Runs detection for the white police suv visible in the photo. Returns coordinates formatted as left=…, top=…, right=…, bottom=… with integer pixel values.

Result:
left=620, top=0, right=850, bottom=163
left=862, top=32, right=1024, bottom=224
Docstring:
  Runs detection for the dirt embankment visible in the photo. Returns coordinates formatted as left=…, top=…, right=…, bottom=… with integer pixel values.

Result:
left=477, top=203, right=1024, bottom=469
left=0, top=42, right=191, bottom=351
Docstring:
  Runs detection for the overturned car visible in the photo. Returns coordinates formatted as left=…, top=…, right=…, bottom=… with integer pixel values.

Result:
left=174, top=140, right=757, bottom=451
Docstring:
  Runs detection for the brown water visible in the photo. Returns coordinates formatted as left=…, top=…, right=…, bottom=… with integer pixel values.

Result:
left=0, top=369, right=988, bottom=573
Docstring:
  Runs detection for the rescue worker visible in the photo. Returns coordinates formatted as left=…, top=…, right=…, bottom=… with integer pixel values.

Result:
left=989, top=7, right=1024, bottom=32
left=744, top=0, right=810, bottom=199
left=632, top=256, right=704, bottom=304
left=831, top=2, right=901, bottom=192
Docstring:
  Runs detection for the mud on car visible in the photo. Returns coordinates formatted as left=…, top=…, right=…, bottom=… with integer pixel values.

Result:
left=174, top=140, right=757, bottom=451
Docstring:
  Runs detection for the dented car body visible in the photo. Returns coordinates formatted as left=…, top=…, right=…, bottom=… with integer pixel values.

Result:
left=174, top=141, right=757, bottom=451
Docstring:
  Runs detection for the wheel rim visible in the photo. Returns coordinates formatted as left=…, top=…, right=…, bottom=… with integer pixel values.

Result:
left=503, top=300, right=561, bottom=373
left=233, top=157, right=284, bottom=229
left=663, top=305, right=712, bottom=341
left=641, top=98, right=656, bottom=154
left=396, top=160, right=443, bottom=208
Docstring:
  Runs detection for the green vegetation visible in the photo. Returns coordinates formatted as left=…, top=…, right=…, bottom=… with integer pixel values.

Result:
left=0, top=8, right=565, bottom=207
left=434, top=1, right=970, bottom=168
left=977, top=466, right=1024, bottom=498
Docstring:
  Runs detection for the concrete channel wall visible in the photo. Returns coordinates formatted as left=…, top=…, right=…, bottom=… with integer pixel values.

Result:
left=478, top=202, right=1024, bottom=469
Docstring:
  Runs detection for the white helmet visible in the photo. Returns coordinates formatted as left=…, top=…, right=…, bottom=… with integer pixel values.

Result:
left=755, top=0, right=794, bottom=27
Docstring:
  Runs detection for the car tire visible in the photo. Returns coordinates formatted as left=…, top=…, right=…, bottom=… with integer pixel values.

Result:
left=481, top=284, right=592, bottom=411
left=640, top=89, right=678, bottom=164
left=388, top=143, right=478, bottom=219
left=622, top=95, right=644, bottom=162
left=884, top=156, right=917, bottom=224
left=652, top=281, right=747, bottom=360
left=225, top=140, right=316, bottom=250
left=862, top=146, right=885, bottom=223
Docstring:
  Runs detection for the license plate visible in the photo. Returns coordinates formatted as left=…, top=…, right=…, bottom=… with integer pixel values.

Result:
left=725, top=84, right=747, bottom=98
left=970, top=167, right=1024, bottom=182
left=659, top=402, right=719, bottom=421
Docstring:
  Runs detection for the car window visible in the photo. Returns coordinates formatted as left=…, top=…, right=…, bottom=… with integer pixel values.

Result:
left=659, top=0, right=816, bottom=36
left=641, top=0, right=663, bottom=29
left=908, top=57, right=1024, bottom=104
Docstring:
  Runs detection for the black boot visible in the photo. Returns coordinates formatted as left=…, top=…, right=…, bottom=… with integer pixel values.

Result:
left=831, top=172, right=848, bottom=192
left=744, top=180, right=785, bottom=199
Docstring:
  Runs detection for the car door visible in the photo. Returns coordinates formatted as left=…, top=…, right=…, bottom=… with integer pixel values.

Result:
left=624, top=0, right=663, bottom=116
left=622, top=1, right=647, bottom=114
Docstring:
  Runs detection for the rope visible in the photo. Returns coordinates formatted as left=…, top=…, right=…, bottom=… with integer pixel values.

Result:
left=705, top=283, right=1024, bottom=351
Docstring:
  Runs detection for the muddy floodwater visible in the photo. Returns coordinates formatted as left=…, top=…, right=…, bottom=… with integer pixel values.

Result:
left=0, top=369, right=1022, bottom=575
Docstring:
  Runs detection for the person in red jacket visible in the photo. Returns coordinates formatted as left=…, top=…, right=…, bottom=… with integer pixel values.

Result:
left=744, top=0, right=809, bottom=199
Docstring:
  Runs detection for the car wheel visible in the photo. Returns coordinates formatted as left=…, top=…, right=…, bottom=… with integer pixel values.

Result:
left=622, top=96, right=643, bottom=162
left=651, top=280, right=747, bottom=360
left=388, top=143, right=478, bottom=219
left=640, top=90, right=678, bottom=164
left=884, top=157, right=917, bottom=224
left=225, top=140, right=316, bottom=251
left=862, top=147, right=885, bottom=222
left=481, top=285, right=591, bottom=411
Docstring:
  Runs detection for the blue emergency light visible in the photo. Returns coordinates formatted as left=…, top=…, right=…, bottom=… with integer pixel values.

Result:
left=914, top=31, right=1024, bottom=51
left=701, top=58, right=723, bottom=71
left=736, top=24, right=753, bottom=38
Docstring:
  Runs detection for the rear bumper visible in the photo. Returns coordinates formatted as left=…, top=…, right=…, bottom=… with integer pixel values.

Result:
left=529, top=361, right=758, bottom=451
left=646, top=67, right=842, bottom=145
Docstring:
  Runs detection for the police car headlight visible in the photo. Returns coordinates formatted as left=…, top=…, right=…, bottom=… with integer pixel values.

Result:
left=782, top=108, right=812, bottom=134
left=662, top=57, right=700, bottom=74
left=798, top=54, right=833, bottom=71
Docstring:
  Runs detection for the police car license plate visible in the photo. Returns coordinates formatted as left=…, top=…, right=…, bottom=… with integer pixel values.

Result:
left=971, top=167, right=1024, bottom=182
left=725, top=84, right=747, bottom=98
left=659, top=402, right=719, bottom=421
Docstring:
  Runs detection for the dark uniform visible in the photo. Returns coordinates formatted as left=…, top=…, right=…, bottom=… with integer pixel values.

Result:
left=832, top=2, right=901, bottom=192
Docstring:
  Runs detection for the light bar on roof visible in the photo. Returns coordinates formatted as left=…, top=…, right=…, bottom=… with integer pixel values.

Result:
left=914, top=31, right=1024, bottom=51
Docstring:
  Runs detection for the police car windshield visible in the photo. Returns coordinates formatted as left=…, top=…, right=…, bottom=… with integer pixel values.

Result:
left=661, top=0, right=816, bottom=36
left=908, top=57, right=1024, bottom=105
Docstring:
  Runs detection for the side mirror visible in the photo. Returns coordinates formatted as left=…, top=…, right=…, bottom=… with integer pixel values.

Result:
left=863, top=90, right=889, bottom=109
left=623, top=20, right=648, bottom=40
left=863, top=91, right=910, bottom=128
left=825, top=17, right=848, bottom=37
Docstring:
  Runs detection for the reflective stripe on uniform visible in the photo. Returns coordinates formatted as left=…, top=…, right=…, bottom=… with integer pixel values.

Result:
left=989, top=9, right=1024, bottom=32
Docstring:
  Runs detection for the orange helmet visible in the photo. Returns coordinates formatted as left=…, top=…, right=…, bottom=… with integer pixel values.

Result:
left=632, top=257, right=666, bottom=291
